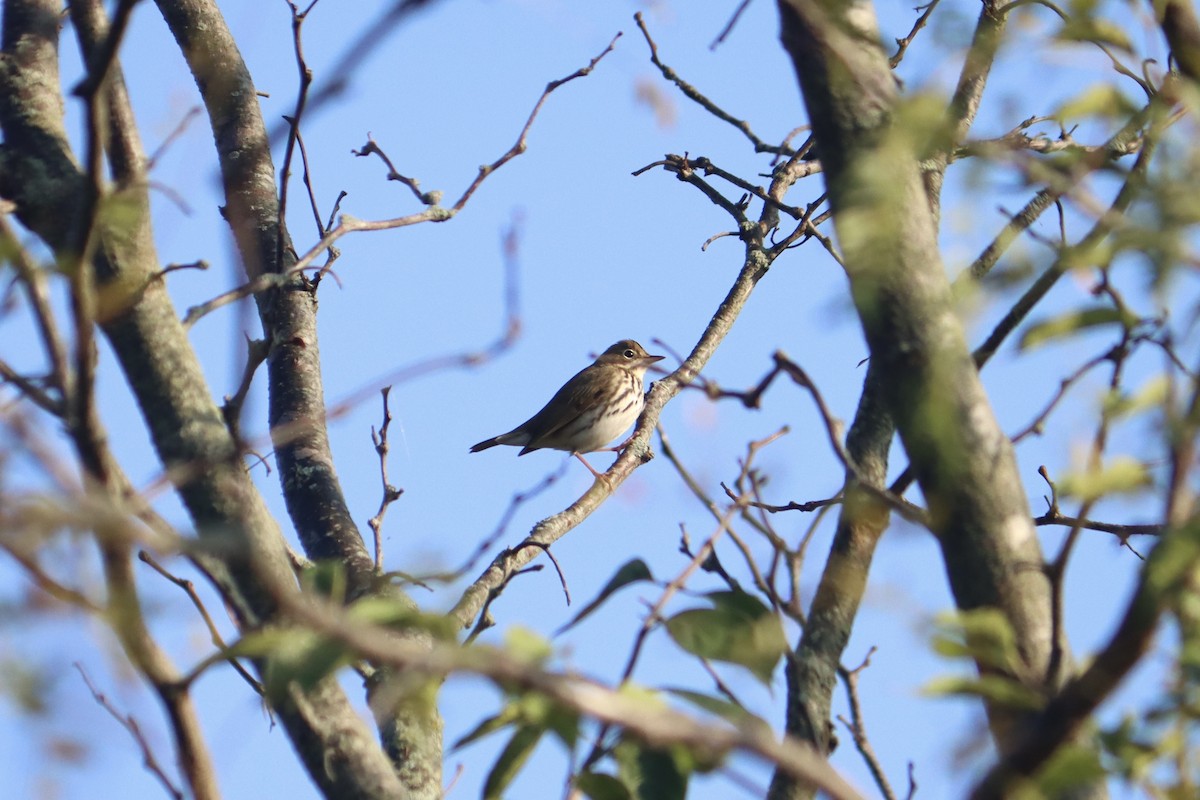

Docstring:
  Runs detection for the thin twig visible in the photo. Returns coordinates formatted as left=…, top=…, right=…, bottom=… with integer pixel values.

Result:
left=278, top=0, right=320, bottom=272
left=138, top=552, right=264, bottom=695
left=367, top=387, right=403, bottom=571
left=452, top=461, right=568, bottom=581
left=279, top=585, right=866, bottom=800
left=515, top=540, right=571, bottom=606
left=221, top=336, right=270, bottom=441
left=183, top=35, right=619, bottom=328
left=636, top=12, right=787, bottom=155
left=837, top=648, right=897, bottom=800
left=3, top=546, right=102, bottom=612
left=353, top=134, right=438, bottom=205
left=147, top=106, right=203, bottom=171
left=0, top=359, right=63, bottom=416
left=709, top=0, right=753, bottom=49
left=890, top=1, right=942, bottom=68
left=75, top=663, right=186, bottom=800
left=658, top=424, right=793, bottom=615
left=0, top=214, right=71, bottom=402
left=580, top=431, right=784, bottom=773
left=1034, top=509, right=1161, bottom=539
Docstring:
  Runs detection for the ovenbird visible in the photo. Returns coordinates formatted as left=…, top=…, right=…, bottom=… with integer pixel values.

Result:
left=470, top=340, right=664, bottom=478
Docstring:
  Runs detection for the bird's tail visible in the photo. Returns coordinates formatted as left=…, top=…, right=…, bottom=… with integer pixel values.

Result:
left=470, top=430, right=530, bottom=453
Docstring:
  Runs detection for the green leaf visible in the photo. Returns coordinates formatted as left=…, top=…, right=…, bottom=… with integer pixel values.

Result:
left=665, top=590, right=787, bottom=684
left=706, top=588, right=768, bottom=618
left=931, top=608, right=1021, bottom=672
left=482, top=726, right=543, bottom=800
left=347, top=596, right=458, bottom=639
left=260, top=631, right=351, bottom=699
left=1035, top=744, right=1106, bottom=795
left=573, top=772, right=634, bottom=800
left=1102, top=376, right=1169, bottom=420
left=1019, top=307, right=1138, bottom=350
left=300, top=560, right=347, bottom=603
left=513, top=692, right=579, bottom=750
left=454, top=692, right=578, bottom=751
left=1057, top=457, right=1152, bottom=502
left=556, top=559, right=655, bottom=636
left=923, top=674, right=1043, bottom=710
left=451, top=705, right=521, bottom=751
left=617, top=682, right=666, bottom=710
left=1054, top=83, right=1138, bottom=122
left=1054, top=18, right=1133, bottom=52
left=227, top=627, right=351, bottom=698
left=222, top=627, right=297, bottom=659
left=664, top=687, right=769, bottom=735
left=614, top=739, right=690, bottom=800
left=505, top=625, right=554, bottom=665
left=1099, top=717, right=1162, bottom=781
left=634, top=747, right=689, bottom=800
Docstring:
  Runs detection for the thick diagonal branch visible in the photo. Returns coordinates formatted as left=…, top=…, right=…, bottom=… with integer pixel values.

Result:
left=0, top=0, right=417, bottom=797
left=775, top=0, right=1082, bottom=778
left=153, top=2, right=439, bottom=797
left=154, top=0, right=377, bottom=595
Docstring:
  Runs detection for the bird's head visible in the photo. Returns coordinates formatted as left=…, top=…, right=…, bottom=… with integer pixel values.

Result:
left=596, top=339, right=665, bottom=374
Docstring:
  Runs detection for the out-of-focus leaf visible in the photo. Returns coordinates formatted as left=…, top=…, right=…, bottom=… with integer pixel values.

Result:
left=0, top=659, right=51, bottom=714
left=539, top=701, right=580, bottom=750
left=1036, top=744, right=1106, bottom=795
left=614, top=738, right=690, bottom=800
left=664, top=590, right=787, bottom=684
left=1055, top=18, right=1133, bottom=52
left=665, top=687, right=769, bottom=735
left=1101, top=376, right=1169, bottom=421
left=45, top=737, right=88, bottom=764
left=224, top=627, right=298, bottom=659
left=635, top=746, right=689, bottom=799
left=1019, top=307, right=1138, bottom=350
left=348, top=596, right=457, bottom=639
left=574, top=771, right=634, bottom=800
left=451, top=704, right=520, bottom=750
left=514, top=692, right=579, bottom=750
left=556, top=559, right=655, bottom=636
left=261, top=631, right=350, bottom=698
left=482, top=726, right=543, bottom=800
left=924, top=674, right=1043, bottom=710
left=1058, top=457, right=1152, bottom=502
left=454, top=690, right=579, bottom=752
left=1054, top=83, right=1138, bottom=121
left=618, top=682, right=666, bottom=710
left=505, top=625, right=553, bottom=665
left=1099, top=717, right=1161, bottom=781
left=931, top=608, right=1021, bottom=672
left=300, top=560, right=347, bottom=603
left=892, top=92, right=958, bottom=156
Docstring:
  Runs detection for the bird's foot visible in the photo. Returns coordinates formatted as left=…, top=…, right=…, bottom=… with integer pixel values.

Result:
left=608, top=433, right=639, bottom=453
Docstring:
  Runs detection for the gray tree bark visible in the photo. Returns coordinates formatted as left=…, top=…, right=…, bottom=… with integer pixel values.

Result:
left=770, top=1, right=1104, bottom=797
left=0, top=0, right=433, bottom=796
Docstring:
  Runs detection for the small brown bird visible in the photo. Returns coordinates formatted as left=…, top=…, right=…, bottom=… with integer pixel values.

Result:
left=470, top=340, right=665, bottom=478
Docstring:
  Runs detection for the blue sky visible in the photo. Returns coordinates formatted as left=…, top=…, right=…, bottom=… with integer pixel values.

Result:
left=0, top=1, right=1191, bottom=798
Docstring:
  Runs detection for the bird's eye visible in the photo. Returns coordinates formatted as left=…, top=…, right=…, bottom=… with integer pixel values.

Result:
left=623, top=349, right=635, bottom=358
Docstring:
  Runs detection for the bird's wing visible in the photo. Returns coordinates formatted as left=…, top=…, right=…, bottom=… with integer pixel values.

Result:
left=517, top=366, right=605, bottom=450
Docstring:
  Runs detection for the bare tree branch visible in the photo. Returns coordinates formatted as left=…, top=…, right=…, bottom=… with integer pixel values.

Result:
left=76, top=664, right=187, bottom=800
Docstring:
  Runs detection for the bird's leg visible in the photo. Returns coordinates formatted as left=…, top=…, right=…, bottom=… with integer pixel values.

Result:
left=573, top=452, right=612, bottom=487
left=603, top=432, right=639, bottom=453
